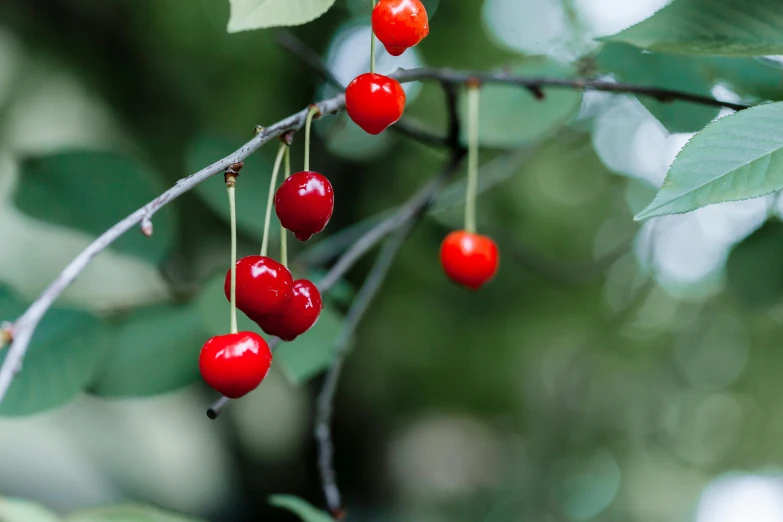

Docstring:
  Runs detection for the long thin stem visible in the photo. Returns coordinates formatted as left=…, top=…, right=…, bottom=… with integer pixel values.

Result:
left=281, top=146, right=291, bottom=268
left=370, top=0, right=377, bottom=74
left=304, top=105, right=319, bottom=172
left=465, top=84, right=479, bottom=234
left=227, top=180, right=238, bottom=335
left=261, top=142, right=287, bottom=257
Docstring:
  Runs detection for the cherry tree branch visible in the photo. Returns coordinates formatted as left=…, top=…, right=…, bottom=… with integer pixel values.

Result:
left=393, top=68, right=748, bottom=111
left=316, top=219, right=416, bottom=518
left=0, top=65, right=744, bottom=408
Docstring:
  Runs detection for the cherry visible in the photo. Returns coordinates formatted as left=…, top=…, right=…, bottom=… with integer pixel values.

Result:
left=255, top=279, right=323, bottom=342
left=345, top=73, right=406, bottom=135
left=199, top=331, right=272, bottom=398
left=440, top=230, right=499, bottom=290
left=372, top=0, right=429, bottom=57
left=274, top=171, right=334, bottom=241
left=224, top=255, right=293, bottom=318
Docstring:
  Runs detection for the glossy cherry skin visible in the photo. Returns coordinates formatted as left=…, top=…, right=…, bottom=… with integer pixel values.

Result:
left=255, top=279, right=323, bottom=342
left=199, top=332, right=272, bottom=398
left=372, top=0, right=430, bottom=56
left=440, top=230, right=499, bottom=290
left=274, top=171, right=334, bottom=241
left=224, top=255, right=293, bottom=318
left=345, top=73, right=406, bottom=135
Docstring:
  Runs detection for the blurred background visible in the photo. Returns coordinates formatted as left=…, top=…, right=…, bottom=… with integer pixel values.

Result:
left=3, top=0, right=783, bottom=520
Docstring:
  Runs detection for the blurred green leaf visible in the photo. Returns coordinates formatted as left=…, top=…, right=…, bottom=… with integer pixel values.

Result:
left=196, top=272, right=262, bottom=335
left=704, top=57, right=783, bottom=101
left=274, top=303, right=342, bottom=384
left=67, top=504, right=203, bottom=522
left=0, top=286, right=108, bottom=416
left=603, top=0, right=783, bottom=56
left=462, top=59, right=581, bottom=148
left=89, top=304, right=205, bottom=397
left=227, top=0, right=337, bottom=32
left=0, top=497, right=61, bottom=522
left=726, top=220, right=783, bottom=309
left=187, top=134, right=276, bottom=242
left=13, top=151, right=174, bottom=263
left=269, top=495, right=334, bottom=522
left=636, top=102, right=783, bottom=220
left=596, top=43, right=719, bottom=132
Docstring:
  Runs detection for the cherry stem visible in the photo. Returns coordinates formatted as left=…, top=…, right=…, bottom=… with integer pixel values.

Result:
left=370, top=0, right=377, bottom=74
left=304, top=105, right=319, bottom=172
left=227, top=179, right=238, bottom=335
left=465, top=84, right=480, bottom=234
left=261, top=142, right=287, bottom=257
left=281, top=145, right=291, bottom=268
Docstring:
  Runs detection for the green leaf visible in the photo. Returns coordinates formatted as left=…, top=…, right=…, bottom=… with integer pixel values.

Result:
left=463, top=59, right=581, bottom=148
left=196, top=273, right=343, bottom=385
left=704, top=57, right=783, bottom=101
left=66, top=504, right=203, bottom=522
left=726, top=220, right=783, bottom=309
left=0, top=286, right=108, bottom=416
left=88, top=304, right=205, bottom=397
left=595, top=43, right=719, bottom=132
left=603, top=0, right=783, bottom=56
left=186, top=134, right=277, bottom=241
left=274, top=303, right=342, bottom=384
left=0, top=497, right=61, bottom=522
left=635, top=102, right=783, bottom=220
left=13, top=151, right=174, bottom=264
left=268, top=495, right=334, bottom=522
left=227, top=0, right=337, bottom=33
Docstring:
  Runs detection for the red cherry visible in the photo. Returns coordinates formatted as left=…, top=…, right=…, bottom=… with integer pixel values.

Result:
left=224, top=255, right=293, bottom=317
left=440, top=230, right=499, bottom=290
left=198, top=332, right=272, bottom=398
left=372, top=0, right=430, bottom=56
left=345, top=73, right=406, bottom=135
left=274, top=171, right=334, bottom=241
left=255, top=280, right=323, bottom=342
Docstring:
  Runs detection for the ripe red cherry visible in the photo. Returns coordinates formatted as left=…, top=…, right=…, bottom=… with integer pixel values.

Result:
left=440, top=230, right=499, bottom=290
left=372, top=0, right=430, bottom=56
left=274, top=171, right=334, bottom=241
left=345, top=73, right=406, bottom=135
left=224, top=255, right=293, bottom=318
left=255, top=280, right=323, bottom=342
left=199, top=332, right=272, bottom=398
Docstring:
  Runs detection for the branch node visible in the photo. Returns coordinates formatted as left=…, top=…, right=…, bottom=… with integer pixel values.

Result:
left=280, top=130, right=295, bottom=146
left=526, top=85, right=546, bottom=100
left=253, top=125, right=265, bottom=136
left=0, top=323, right=13, bottom=349
left=308, top=103, right=323, bottom=119
left=225, top=162, right=244, bottom=187
left=140, top=217, right=154, bottom=237
left=332, top=508, right=346, bottom=521
left=466, top=77, right=482, bottom=89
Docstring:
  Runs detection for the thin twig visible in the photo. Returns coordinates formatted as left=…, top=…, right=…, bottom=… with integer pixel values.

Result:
left=315, top=219, right=416, bottom=518
left=393, top=68, right=748, bottom=111
left=0, top=64, right=744, bottom=407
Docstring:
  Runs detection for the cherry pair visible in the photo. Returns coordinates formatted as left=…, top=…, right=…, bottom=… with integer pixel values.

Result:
left=345, top=0, right=429, bottom=135
left=223, top=256, right=323, bottom=341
